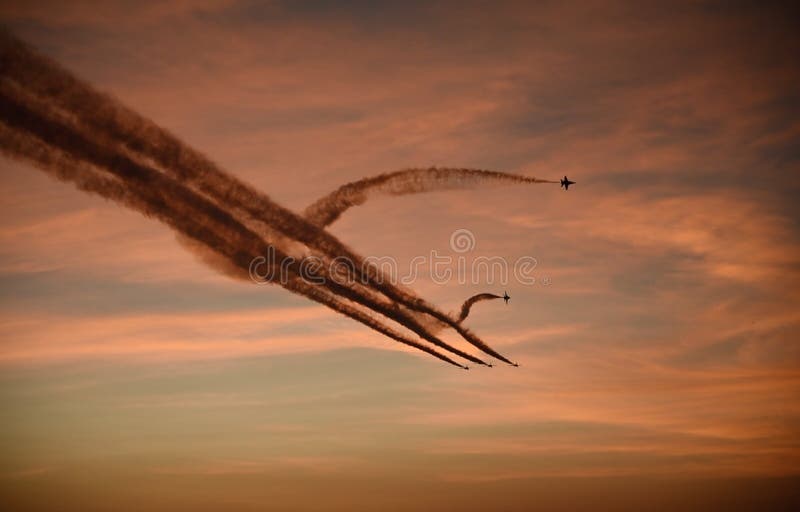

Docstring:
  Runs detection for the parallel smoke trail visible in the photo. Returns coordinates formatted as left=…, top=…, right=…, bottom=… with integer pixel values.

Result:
left=0, top=31, right=514, bottom=365
left=456, top=293, right=503, bottom=323
left=0, top=31, right=533, bottom=366
left=0, top=86, right=478, bottom=368
left=0, top=36, right=479, bottom=367
left=0, top=110, right=469, bottom=369
left=304, top=167, right=559, bottom=227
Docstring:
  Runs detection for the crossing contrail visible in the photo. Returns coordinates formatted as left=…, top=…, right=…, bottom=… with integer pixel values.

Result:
left=0, top=104, right=474, bottom=369
left=0, top=31, right=543, bottom=368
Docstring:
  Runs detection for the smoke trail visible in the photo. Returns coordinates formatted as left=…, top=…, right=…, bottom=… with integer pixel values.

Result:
left=0, top=72, right=485, bottom=368
left=304, top=167, right=559, bottom=227
left=456, top=293, right=503, bottom=323
left=0, top=117, right=471, bottom=370
left=0, top=31, right=511, bottom=364
left=0, top=30, right=518, bottom=366
left=0, top=87, right=484, bottom=368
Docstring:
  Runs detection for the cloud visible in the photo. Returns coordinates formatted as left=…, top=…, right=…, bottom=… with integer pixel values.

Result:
left=0, top=306, right=406, bottom=364
left=150, top=454, right=363, bottom=476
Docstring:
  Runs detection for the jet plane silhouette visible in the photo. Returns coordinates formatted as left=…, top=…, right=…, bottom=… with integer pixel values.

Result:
left=560, top=175, right=575, bottom=190
left=503, top=291, right=510, bottom=304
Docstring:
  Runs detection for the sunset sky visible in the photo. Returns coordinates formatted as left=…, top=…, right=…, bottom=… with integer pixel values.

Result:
left=1, top=1, right=799, bottom=510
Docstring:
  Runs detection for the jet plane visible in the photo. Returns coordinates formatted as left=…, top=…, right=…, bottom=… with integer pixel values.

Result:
left=560, top=175, right=575, bottom=190
left=503, top=291, right=510, bottom=304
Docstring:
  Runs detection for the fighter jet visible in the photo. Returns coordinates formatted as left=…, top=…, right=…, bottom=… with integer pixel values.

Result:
left=503, top=291, right=510, bottom=304
left=560, top=175, right=575, bottom=190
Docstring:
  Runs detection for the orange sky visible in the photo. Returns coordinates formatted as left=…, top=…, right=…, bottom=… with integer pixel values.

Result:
left=1, top=1, right=799, bottom=510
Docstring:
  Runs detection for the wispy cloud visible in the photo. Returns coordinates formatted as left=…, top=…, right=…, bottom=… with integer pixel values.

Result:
left=0, top=1, right=798, bottom=502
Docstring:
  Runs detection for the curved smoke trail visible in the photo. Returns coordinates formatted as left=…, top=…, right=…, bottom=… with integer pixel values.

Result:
left=456, top=293, right=503, bottom=323
left=304, top=167, right=559, bottom=227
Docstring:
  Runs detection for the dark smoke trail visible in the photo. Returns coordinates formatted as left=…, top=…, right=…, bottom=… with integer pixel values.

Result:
left=0, top=79, right=487, bottom=367
left=456, top=293, right=503, bottom=323
left=0, top=120, right=470, bottom=369
left=0, top=87, right=484, bottom=367
left=304, top=167, right=559, bottom=227
left=0, top=30, right=516, bottom=365
left=0, top=31, right=498, bottom=361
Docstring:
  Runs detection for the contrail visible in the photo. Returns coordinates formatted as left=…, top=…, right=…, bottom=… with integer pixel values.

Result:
left=456, top=293, right=503, bottom=323
left=0, top=31, right=532, bottom=367
left=0, top=85, right=482, bottom=368
left=0, top=109, right=472, bottom=369
left=304, top=167, right=559, bottom=227
left=0, top=30, right=514, bottom=365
